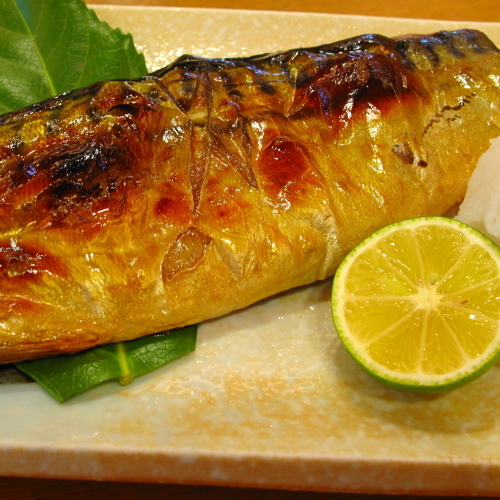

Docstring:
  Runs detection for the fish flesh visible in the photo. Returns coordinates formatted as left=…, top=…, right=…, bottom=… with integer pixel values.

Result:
left=1, top=29, right=500, bottom=363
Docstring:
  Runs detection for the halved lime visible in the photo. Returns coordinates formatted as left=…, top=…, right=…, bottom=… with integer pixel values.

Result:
left=331, top=217, right=500, bottom=392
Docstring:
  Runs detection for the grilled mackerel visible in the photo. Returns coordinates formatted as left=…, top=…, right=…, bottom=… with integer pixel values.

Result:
left=1, top=29, right=500, bottom=363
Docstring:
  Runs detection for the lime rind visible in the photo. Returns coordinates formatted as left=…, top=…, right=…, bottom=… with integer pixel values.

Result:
left=333, top=326, right=500, bottom=393
left=331, top=216, right=500, bottom=393
left=346, top=347, right=500, bottom=393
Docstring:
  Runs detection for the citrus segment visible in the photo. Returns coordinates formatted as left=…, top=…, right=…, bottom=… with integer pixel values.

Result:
left=331, top=217, right=500, bottom=392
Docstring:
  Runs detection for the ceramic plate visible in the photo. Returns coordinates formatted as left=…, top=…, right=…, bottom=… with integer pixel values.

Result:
left=1, top=6, right=500, bottom=495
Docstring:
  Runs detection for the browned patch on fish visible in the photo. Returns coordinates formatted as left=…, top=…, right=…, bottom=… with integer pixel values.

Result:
left=0, top=241, right=67, bottom=282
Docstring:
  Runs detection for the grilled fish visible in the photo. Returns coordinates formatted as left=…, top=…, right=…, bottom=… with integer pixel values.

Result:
left=1, top=29, right=500, bottom=363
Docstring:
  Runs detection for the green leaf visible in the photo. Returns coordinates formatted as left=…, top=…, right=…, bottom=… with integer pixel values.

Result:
left=0, top=0, right=147, bottom=114
left=15, top=326, right=198, bottom=402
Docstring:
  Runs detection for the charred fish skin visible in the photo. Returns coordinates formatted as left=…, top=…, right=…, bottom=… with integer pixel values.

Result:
left=0, top=29, right=500, bottom=363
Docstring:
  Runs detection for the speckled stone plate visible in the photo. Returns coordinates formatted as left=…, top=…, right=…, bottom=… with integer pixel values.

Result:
left=1, top=7, right=500, bottom=495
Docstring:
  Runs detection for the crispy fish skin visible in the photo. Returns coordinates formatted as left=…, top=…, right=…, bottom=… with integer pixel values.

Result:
left=1, top=29, right=500, bottom=363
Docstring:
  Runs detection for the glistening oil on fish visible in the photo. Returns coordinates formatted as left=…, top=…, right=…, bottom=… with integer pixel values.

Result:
left=1, top=29, right=500, bottom=363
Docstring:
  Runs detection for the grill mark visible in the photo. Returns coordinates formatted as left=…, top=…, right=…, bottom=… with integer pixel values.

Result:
left=425, top=43, right=447, bottom=66
left=433, top=32, right=466, bottom=59
left=423, top=94, right=475, bottom=135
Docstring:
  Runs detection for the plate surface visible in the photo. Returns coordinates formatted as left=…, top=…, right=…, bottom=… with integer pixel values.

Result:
left=2, top=6, right=500, bottom=495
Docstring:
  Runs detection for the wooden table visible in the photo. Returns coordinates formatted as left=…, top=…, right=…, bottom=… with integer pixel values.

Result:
left=87, top=0, right=500, bottom=22
left=3, top=1, right=500, bottom=499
